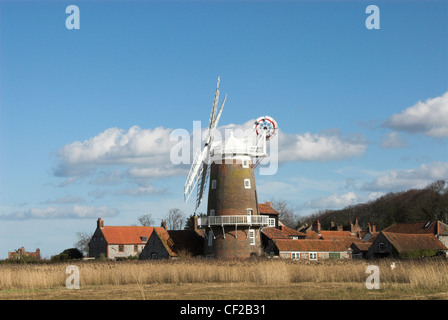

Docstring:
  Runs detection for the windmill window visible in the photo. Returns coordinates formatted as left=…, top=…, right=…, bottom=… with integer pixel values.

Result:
left=210, top=209, right=215, bottom=216
left=246, top=208, right=253, bottom=216
left=211, top=180, right=217, bottom=190
left=249, top=229, right=255, bottom=245
left=244, top=179, right=251, bottom=189
left=242, top=160, right=249, bottom=168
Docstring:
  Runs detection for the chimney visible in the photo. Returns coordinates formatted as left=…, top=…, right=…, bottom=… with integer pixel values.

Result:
left=97, top=218, right=104, bottom=229
left=161, top=219, right=167, bottom=230
left=312, top=220, right=321, bottom=233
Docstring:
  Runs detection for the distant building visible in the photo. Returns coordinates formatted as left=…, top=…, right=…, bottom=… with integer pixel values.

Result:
left=383, top=220, right=448, bottom=248
left=8, top=247, right=40, bottom=260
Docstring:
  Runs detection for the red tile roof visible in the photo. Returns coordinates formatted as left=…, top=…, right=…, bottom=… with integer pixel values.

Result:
left=262, top=226, right=306, bottom=240
left=319, top=231, right=356, bottom=239
left=383, top=220, right=448, bottom=235
left=382, top=232, right=447, bottom=253
left=101, top=226, right=157, bottom=244
left=258, top=202, right=279, bottom=215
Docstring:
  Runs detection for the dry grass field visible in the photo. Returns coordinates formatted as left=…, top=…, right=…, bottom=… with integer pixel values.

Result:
left=1, top=258, right=447, bottom=300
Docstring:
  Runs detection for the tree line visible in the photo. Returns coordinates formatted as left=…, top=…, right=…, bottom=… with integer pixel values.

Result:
left=299, top=180, right=448, bottom=231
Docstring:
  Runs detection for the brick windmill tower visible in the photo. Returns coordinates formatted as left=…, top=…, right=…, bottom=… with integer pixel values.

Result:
left=184, top=78, right=278, bottom=259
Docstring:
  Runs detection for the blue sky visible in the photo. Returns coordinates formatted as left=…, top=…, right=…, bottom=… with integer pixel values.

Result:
left=0, top=0, right=447, bottom=258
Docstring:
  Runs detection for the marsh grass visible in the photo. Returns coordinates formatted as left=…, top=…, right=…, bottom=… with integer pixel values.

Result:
left=1, top=258, right=447, bottom=298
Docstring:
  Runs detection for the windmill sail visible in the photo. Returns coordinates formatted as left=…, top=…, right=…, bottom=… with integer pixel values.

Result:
left=184, top=77, right=226, bottom=210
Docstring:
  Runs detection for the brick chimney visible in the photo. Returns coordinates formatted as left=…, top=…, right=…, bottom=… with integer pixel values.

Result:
left=161, top=219, right=167, bottom=230
left=97, top=218, right=104, bottom=229
left=312, top=220, right=321, bottom=233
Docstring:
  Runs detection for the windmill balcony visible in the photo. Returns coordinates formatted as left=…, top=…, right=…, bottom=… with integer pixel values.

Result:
left=197, top=215, right=269, bottom=227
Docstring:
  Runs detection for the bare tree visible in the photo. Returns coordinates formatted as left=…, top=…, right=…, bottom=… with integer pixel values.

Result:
left=166, top=208, right=186, bottom=230
left=138, top=214, right=155, bottom=226
left=270, top=198, right=297, bottom=229
left=74, top=232, right=92, bottom=256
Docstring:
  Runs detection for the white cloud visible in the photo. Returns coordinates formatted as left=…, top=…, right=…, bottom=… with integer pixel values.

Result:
left=362, top=161, right=448, bottom=192
left=0, top=206, right=118, bottom=220
left=278, top=131, right=367, bottom=162
left=54, top=125, right=176, bottom=178
left=304, top=191, right=358, bottom=209
left=380, top=131, right=408, bottom=149
left=385, top=91, right=448, bottom=138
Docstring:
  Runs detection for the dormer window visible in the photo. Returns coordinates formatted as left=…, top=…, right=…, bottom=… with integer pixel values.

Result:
left=140, top=236, right=148, bottom=242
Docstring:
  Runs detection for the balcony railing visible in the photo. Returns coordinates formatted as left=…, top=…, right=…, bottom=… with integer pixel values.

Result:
left=197, top=215, right=269, bottom=227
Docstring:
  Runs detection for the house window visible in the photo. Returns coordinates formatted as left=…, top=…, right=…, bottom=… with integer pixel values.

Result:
left=309, top=252, right=317, bottom=260
left=211, top=180, right=217, bottom=190
left=244, top=179, right=251, bottom=189
left=140, top=236, right=147, bottom=242
left=208, top=231, right=213, bottom=247
left=268, top=218, right=275, bottom=227
left=151, top=253, right=158, bottom=259
left=291, top=252, right=300, bottom=260
left=379, top=242, right=386, bottom=253
left=118, top=245, right=124, bottom=252
left=242, top=159, right=249, bottom=168
left=134, top=245, right=138, bottom=252
left=249, top=229, right=255, bottom=245
left=210, top=209, right=215, bottom=216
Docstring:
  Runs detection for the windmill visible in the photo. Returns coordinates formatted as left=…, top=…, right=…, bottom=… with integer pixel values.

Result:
left=184, top=78, right=278, bottom=259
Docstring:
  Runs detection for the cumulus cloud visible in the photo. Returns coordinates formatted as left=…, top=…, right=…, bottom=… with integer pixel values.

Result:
left=0, top=206, right=118, bottom=220
left=362, top=161, right=448, bottom=192
left=384, top=91, right=448, bottom=138
left=278, top=131, right=367, bottom=162
left=54, top=126, right=177, bottom=178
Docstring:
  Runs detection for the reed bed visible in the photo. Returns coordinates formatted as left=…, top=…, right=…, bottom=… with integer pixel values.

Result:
left=1, top=258, right=447, bottom=292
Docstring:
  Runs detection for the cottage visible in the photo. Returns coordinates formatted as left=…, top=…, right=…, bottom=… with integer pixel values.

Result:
left=383, top=220, right=448, bottom=248
left=140, top=228, right=204, bottom=260
left=88, top=218, right=158, bottom=259
left=367, top=231, right=447, bottom=259
left=258, top=202, right=279, bottom=228
left=266, top=239, right=353, bottom=260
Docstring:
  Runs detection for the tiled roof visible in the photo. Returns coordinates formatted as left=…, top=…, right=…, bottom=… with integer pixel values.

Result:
left=350, top=242, right=372, bottom=251
left=101, top=226, right=157, bottom=244
left=262, top=227, right=306, bottom=240
left=319, top=231, right=356, bottom=239
left=273, top=239, right=353, bottom=252
left=383, top=220, right=448, bottom=235
left=382, top=232, right=448, bottom=253
left=258, top=202, right=279, bottom=215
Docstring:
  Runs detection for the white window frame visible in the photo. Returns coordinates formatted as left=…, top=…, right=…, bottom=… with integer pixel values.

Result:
left=309, top=252, right=317, bottom=260
left=249, top=229, right=255, bottom=245
left=242, top=159, right=249, bottom=168
left=244, top=179, right=251, bottom=189
left=291, top=252, right=300, bottom=260
left=246, top=208, right=253, bottom=216
left=268, top=218, right=275, bottom=227
left=211, top=180, right=217, bottom=190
